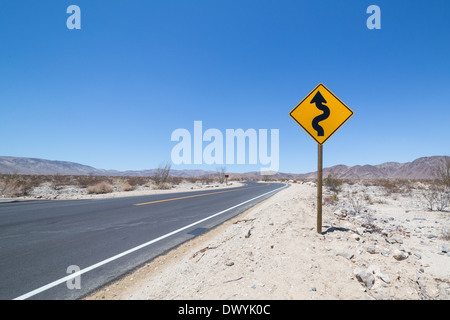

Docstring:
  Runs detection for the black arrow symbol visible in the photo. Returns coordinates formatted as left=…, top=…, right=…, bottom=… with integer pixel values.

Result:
left=310, top=91, right=330, bottom=137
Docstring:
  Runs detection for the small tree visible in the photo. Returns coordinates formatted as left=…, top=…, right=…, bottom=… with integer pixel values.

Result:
left=201, top=174, right=213, bottom=185
left=217, top=166, right=226, bottom=184
left=423, top=157, right=450, bottom=211
left=153, top=162, right=171, bottom=185
left=423, top=185, right=449, bottom=211
left=437, top=157, right=450, bottom=188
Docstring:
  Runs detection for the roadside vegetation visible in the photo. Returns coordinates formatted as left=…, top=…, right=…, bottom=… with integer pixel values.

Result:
left=1, top=158, right=448, bottom=213
left=0, top=169, right=233, bottom=198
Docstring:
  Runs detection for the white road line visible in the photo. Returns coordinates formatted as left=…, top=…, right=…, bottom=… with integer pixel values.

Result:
left=13, top=183, right=288, bottom=300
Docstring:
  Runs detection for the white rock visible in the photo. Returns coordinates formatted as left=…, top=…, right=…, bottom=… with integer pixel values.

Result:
left=377, top=273, right=391, bottom=284
left=366, top=245, right=378, bottom=254
left=355, top=270, right=375, bottom=289
left=393, top=249, right=408, bottom=261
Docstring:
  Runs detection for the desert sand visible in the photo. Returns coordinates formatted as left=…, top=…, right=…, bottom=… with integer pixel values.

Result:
left=85, top=181, right=449, bottom=300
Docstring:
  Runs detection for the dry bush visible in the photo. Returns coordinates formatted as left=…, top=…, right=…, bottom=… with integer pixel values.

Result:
left=168, top=176, right=183, bottom=185
left=51, top=174, right=74, bottom=190
left=121, top=183, right=133, bottom=191
left=200, top=174, right=214, bottom=185
left=75, top=174, right=103, bottom=188
left=182, top=177, right=198, bottom=184
left=423, top=184, right=449, bottom=211
left=217, top=166, right=226, bottom=184
left=127, top=176, right=148, bottom=187
left=437, top=157, right=450, bottom=188
left=86, top=182, right=114, bottom=194
left=0, top=173, right=44, bottom=197
left=323, top=193, right=339, bottom=206
left=0, top=174, right=26, bottom=197
left=363, top=193, right=373, bottom=205
left=378, top=179, right=401, bottom=194
left=346, top=191, right=367, bottom=214
left=152, top=183, right=171, bottom=190
left=324, top=173, right=343, bottom=193
left=153, top=163, right=171, bottom=185
left=422, top=158, right=450, bottom=211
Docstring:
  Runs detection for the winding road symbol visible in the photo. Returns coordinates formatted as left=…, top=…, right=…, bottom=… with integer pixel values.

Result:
left=289, top=83, right=353, bottom=145
left=310, top=90, right=330, bottom=137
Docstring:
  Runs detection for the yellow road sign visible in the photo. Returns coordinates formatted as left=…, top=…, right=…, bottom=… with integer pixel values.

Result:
left=289, top=83, right=353, bottom=145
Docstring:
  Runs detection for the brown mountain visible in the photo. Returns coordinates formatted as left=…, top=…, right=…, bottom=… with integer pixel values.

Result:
left=0, top=156, right=214, bottom=177
left=0, top=155, right=447, bottom=180
left=290, top=156, right=449, bottom=180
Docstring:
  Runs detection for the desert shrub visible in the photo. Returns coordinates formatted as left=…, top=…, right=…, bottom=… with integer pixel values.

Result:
left=86, top=182, right=114, bottom=194
left=182, top=177, right=197, bottom=184
left=324, top=193, right=339, bottom=206
left=127, top=176, right=148, bottom=187
left=0, top=173, right=44, bottom=197
left=422, top=158, right=450, bottom=211
left=51, top=173, right=74, bottom=190
left=217, top=166, right=226, bottom=184
left=378, top=179, right=401, bottom=194
left=152, top=163, right=171, bottom=185
left=324, top=174, right=343, bottom=193
left=200, top=174, right=214, bottom=185
left=370, top=179, right=404, bottom=194
left=437, top=157, right=450, bottom=188
left=366, top=179, right=420, bottom=195
left=346, top=191, right=366, bottom=214
left=364, top=193, right=373, bottom=205
left=423, top=185, right=449, bottom=211
left=121, top=183, right=133, bottom=191
left=168, top=176, right=183, bottom=185
left=27, top=175, right=47, bottom=187
left=152, top=183, right=171, bottom=190
left=75, top=174, right=103, bottom=188
left=343, top=179, right=357, bottom=185
left=0, top=174, right=26, bottom=196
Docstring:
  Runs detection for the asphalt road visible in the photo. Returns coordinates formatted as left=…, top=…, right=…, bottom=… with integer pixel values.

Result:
left=0, top=181, right=287, bottom=300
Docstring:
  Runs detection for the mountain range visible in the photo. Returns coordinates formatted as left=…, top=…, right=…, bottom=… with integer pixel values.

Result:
left=0, top=156, right=448, bottom=180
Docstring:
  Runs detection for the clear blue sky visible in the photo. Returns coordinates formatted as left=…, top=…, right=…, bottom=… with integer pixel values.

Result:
left=1, top=0, right=449, bottom=174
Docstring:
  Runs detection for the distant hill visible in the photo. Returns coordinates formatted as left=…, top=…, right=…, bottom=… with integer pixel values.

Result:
left=0, top=155, right=448, bottom=180
left=0, top=156, right=104, bottom=176
left=226, top=156, right=449, bottom=180
left=288, top=156, right=449, bottom=180
left=0, top=156, right=214, bottom=177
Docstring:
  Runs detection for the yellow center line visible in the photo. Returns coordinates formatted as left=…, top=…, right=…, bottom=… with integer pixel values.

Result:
left=133, top=184, right=270, bottom=206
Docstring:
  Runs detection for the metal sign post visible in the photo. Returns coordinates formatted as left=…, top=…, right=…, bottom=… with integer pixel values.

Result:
left=289, top=83, right=353, bottom=235
left=317, top=144, right=323, bottom=234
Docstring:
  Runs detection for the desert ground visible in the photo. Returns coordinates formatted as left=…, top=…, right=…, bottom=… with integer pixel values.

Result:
left=84, top=180, right=450, bottom=300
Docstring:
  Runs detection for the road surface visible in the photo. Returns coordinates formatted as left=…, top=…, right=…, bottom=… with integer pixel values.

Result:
left=0, top=181, right=287, bottom=300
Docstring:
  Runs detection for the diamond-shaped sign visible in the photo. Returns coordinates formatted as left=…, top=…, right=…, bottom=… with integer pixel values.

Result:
left=289, top=83, right=353, bottom=145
